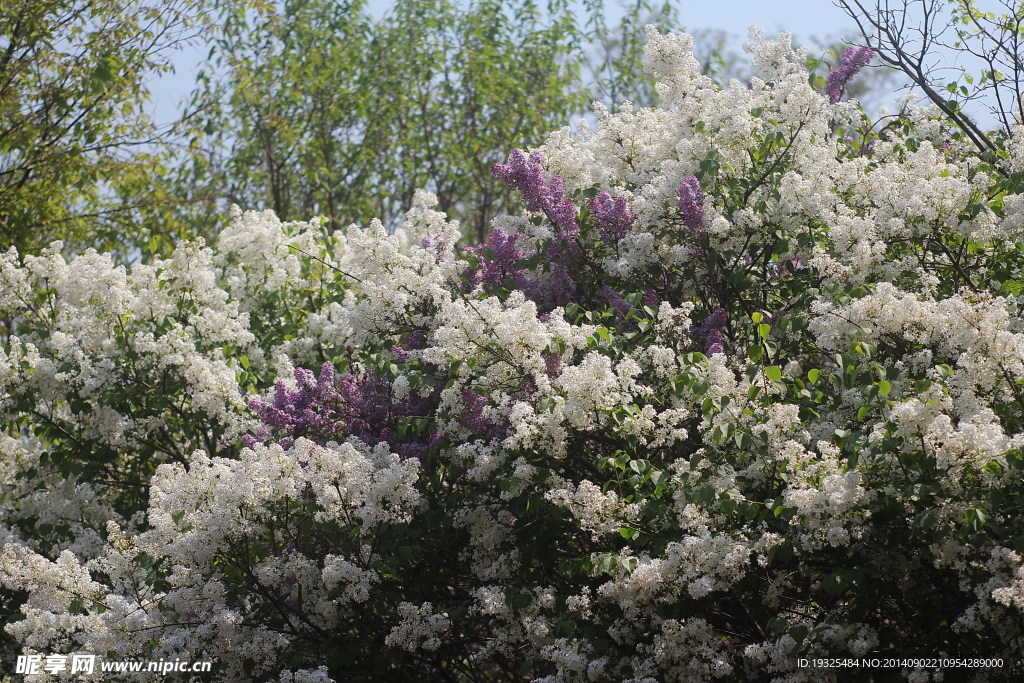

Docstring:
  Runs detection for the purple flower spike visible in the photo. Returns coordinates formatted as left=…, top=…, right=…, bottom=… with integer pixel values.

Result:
left=464, top=228, right=525, bottom=288
left=705, top=329, right=725, bottom=356
left=678, top=176, right=705, bottom=233
left=248, top=362, right=347, bottom=445
left=600, top=285, right=632, bottom=321
left=459, top=388, right=507, bottom=441
left=544, top=352, right=563, bottom=377
left=492, top=149, right=578, bottom=234
left=690, top=307, right=727, bottom=356
left=588, top=191, right=635, bottom=244
left=826, top=46, right=873, bottom=103
left=705, top=308, right=727, bottom=331
left=514, top=260, right=574, bottom=311
left=241, top=425, right=270, bottom=448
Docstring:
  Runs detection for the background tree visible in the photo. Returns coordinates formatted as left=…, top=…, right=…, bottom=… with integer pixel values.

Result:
left=839, top=0, right=1021, bottom=154
left=583, top=0, right=677, bottom=108
left=0, top=0, right=198, bottom=254
left=175, top=0, right=679, bottom=242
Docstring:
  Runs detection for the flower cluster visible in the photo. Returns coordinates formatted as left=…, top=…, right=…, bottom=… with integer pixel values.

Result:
left=588, top=191, right=636, bottom=243
left=677, top=176, right=705, bottom=233
left=491, top=148, right=577, bottom=235
left=825, top=46, right=874, bottom=103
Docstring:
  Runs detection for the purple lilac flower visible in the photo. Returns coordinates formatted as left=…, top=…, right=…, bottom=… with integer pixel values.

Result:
left=247, top=363, right=447, bottom=462
left=461, top=225, right=576, bottom=311
left=690, top=308, right=727, bottom=356
left=706, top=336, right=724, bottom=356
left=600, top=285, right=632, bottom=321
left=392, top=441, right=429, bottom=461
left=459, top=388, right=507, bottom=440
left=544, top=352, right=563, bottom=377
left=401, top=331, right=426, bottom=350
left=678, top=176, right=705, bottom=233
left=464, top=228, right=525, bottom=288
left=241, top=425, right=270, bottom=448
left=826, top=46, right=873, bottom=104
left=462, top=234, right=576, bottom=315
left=247, top=363, right=345, bottom=445
left=420, top=235, right=448, bottom=262
left=459, top=389, right=491, bottom=434
left=588, top=191, right=635, bottom=244
left=246, top=363, right=392, bottom=449
left=705, top=308, right=726, bottom=331
left=517, top=261, right=574, bottom=310
left=543, top=254, right=577, bottom=307
left=492, top=149, right=577, bottom=234
left=334, top=370, right=394, bottom=442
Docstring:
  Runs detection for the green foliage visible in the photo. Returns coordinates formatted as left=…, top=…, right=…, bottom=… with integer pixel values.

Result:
left=176, top=0, right=674, bottom=242
left=0, top=0, right=198, bottom=253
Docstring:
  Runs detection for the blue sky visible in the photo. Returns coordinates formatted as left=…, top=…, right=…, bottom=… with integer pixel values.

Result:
left=660, top=0, right=851, bottom=41
left=146, top=0, right=861, bottom=127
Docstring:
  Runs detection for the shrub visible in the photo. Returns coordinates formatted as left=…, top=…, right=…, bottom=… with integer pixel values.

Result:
left=2, top=27, right=1024, bottom=682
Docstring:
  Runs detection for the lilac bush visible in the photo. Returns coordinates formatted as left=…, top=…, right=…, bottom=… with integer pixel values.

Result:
left=2, top=27, right=1024, bottom=683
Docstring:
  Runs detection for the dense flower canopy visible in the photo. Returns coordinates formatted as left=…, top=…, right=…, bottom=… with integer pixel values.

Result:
left=2, top=26, right=1024, bottom=682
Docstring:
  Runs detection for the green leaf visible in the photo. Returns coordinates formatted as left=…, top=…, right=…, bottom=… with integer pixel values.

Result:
left=764, top=366, right=782, bottom=382
left=766, top=617, right=788, bottom=635
left=823, top=569, right=863, bottom=597
left=555, top=619, right=577, bottom=637
left=1001, top=280, right=1024, bottom=296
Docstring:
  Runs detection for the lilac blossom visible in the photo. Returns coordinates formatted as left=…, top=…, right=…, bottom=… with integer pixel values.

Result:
left=462, top=226, right=576, bottom=313
left=706, top=330, right=724, bottom=356
left=690, top=308, right=727, bottom=356
left=516, top=261, right=574, bottom=310
left=492, top=149, right=577, bottom=234
left=600, top=285, right=632, bottom=321
left=826, top=47, right=873, bottom=103
left=459, top=388, right=507, bottom=440
left=241, top=425, right=270, bottom=449
left=464, top=228, right=525, bottom=288
left=246, top=363, right=348, bottom=447
left=401, top=331, right=426, bottom=351
left=420, top=235, right=448, bottom=262
left=543, top=352, right=562, bottom=377
left=678, top=176, right=705, bottom=233
left=246, top=363, right=430, bottom=458
left=588, top=191, right=635, bottom=243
